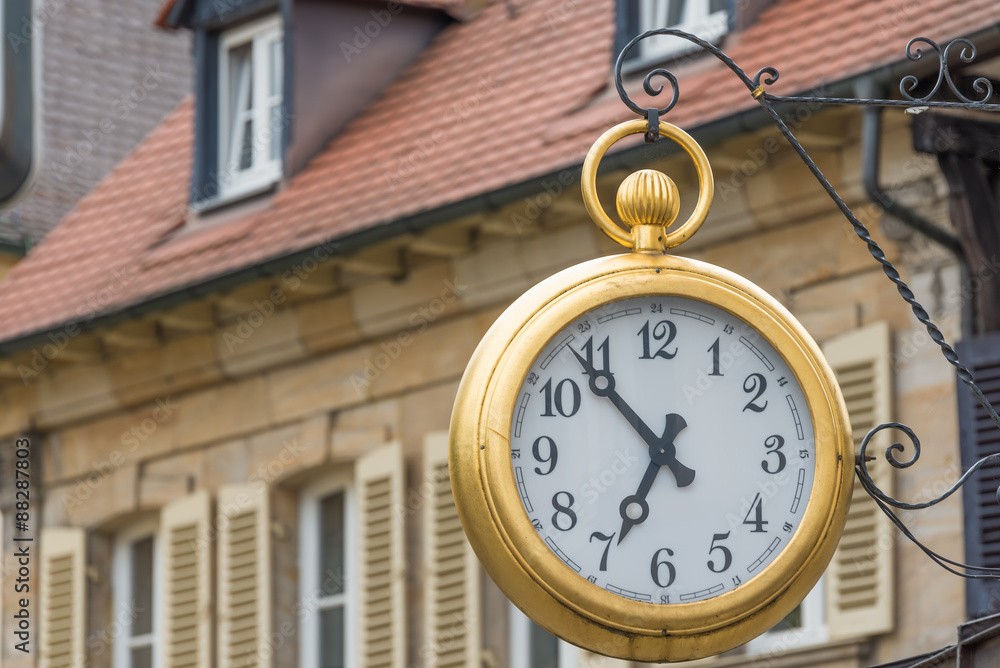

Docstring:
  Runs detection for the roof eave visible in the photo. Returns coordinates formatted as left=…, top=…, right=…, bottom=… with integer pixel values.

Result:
left=4, top=23, right=1000, bottom=356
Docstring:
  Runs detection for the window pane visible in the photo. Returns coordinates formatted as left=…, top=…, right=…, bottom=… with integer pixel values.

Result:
left=228, top=42, right=253, bottom=171
left=320, top=491, right=345, bottom=595
left=270, top=103, right=282, bottom=162
left=269, top=39, right=282, bottom=97
left=239, top=119, right=253, bottom=171
left=131, top=646, right=153, bottom=668
left=667, top=0, right=686, bottom=26
left=229, top=42, right=252, bottom=110
left=320, top=606, right=345, bottom=668
left=131, top=536, right=154, bottom=636
left=529, top=620, right=559, bottom=668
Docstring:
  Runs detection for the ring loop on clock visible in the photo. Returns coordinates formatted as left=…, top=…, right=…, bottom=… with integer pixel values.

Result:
left=581, top=119, right=714, bottom=250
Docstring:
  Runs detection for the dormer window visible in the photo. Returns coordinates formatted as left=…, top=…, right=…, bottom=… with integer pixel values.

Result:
left=217, top=14, right=283, bottom=200
left=621, top=0, right=730, bottom=67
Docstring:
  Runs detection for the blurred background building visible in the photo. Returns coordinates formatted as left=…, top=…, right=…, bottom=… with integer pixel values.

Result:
left=1, top=0, right=1000, bottom=666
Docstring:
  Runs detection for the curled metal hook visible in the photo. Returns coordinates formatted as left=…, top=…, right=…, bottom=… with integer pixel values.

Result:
left=613, top=29, right=762, bottom=117
left=753, top=67, right=780, bottom=88
left=901, top=37, right=994, bottom=104
left=857, top=422, right=1000, bottom=512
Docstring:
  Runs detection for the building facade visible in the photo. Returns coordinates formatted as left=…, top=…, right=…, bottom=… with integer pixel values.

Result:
left=1, top=1, right=999, bottom=667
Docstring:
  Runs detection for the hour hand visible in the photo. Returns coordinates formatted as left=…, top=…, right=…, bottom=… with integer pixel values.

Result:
left=617, top=461, right=658, bottom=544
left=570, top=345, right=695, bottom=488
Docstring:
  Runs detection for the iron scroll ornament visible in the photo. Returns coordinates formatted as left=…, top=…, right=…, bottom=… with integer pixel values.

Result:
left=615, top=29, right=1000, bottom=580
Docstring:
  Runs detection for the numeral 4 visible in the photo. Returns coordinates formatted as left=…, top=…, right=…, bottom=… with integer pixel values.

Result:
left=743, top=493, right=768, bottom=533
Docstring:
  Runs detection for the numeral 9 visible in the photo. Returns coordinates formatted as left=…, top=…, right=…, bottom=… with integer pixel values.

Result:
left=532, top=436, right=558, bottom=475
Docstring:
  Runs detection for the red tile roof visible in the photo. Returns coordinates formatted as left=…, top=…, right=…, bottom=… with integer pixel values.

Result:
left=2, top=0, right=999, bottom=347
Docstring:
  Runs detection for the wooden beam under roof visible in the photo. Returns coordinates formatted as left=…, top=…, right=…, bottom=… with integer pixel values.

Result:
left=408, top=225, right=473, bottom=257
left=101, top=320, right=159, bottom=351
left=158, top=300, right=216, bottom=333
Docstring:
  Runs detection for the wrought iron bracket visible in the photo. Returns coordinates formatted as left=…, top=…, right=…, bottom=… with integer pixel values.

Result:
left=614, top=29, right=1000, bottom=580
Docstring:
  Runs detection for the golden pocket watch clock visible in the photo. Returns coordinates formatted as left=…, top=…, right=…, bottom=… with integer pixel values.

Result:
left=449, top=119, right=853, bottom=662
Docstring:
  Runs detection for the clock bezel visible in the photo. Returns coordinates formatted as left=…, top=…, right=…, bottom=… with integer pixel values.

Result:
left=450, top=251, right=853, bottom=661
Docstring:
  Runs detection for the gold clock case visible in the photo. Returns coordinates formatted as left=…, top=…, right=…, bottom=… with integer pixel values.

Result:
left=449, top=251, right=854, bottom=662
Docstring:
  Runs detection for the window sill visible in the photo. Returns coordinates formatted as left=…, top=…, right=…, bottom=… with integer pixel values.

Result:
left=192, top=170, right=281, bottom=216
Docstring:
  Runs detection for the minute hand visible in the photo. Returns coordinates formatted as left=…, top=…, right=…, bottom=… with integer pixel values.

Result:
left=569, top=347, right=695, bottom=487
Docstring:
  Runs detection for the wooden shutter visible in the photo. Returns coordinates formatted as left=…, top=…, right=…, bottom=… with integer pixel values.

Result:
left=423, top=432, right=481, bottom=668
left=958, top=331, right=1000, bottom=618
left=356, top=441, right=406, bottom=668
left=39, top=527, right=86, bottom=668
left=822, top=322, right=895, bottom=639
left=218, top=484, right=272, bottom=668
left=159, top=490, right=212, bottom=668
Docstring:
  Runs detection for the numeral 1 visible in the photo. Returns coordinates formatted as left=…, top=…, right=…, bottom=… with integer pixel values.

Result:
left=708, top=337, right=723, bottom=376
left=581, top=336, right=610, bottom=372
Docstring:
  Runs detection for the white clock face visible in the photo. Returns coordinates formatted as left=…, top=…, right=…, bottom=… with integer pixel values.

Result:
left=510, top=295, right=816, bottom=605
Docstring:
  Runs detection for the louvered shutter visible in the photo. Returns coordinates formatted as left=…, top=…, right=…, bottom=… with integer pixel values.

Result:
left=159, top=491, right=212, bottom=668
left=958, top=331, right=1000, bottom=618
left=356, top=441, right=406, bottom=668
left=39, top=527, right=86, bottom=668
left=423, top=432, right=481, bottom=668
left=822, top=322, right=894, bottom=639
left=218, top=484, right=272, bottom=668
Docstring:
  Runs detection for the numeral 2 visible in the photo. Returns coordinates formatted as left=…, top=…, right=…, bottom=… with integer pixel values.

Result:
left=742, top=373, right=768, bottom=412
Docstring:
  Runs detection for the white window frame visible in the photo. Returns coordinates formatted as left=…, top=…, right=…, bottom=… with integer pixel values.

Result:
left=510, top=603, right=579, bottom=668
left=744, top=577, right=828, bottom=656
left=217, top=13, right=283, bottom=202
left=299, top=472, right=356, bottom=668
left=634, top=0, right=729, bottom=64
left=112, top=517, right=161, bottom=668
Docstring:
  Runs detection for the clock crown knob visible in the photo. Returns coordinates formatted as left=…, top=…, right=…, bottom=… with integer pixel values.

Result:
left=616, top=169, right=681, bottom=230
